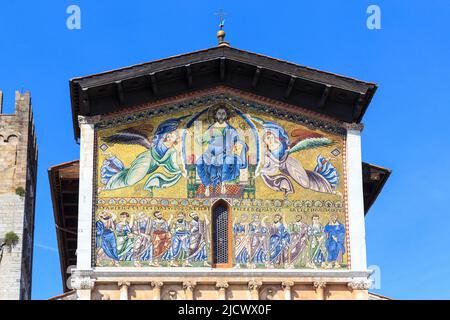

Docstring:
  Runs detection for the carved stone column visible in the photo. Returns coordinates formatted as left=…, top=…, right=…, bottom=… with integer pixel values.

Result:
left=183, top=281, right=197, bottom=300
left=348, top=280, right=371, bottom=300
left=151, top=281, right=164, bottom=300
left=313, top=281, right=327, bottom=300
left=248, top=280, right=262, bottom=300
left=281, top=281, right=294, bottom=300
left=118, top=282, right=130, bottom=300
left=216, top=281, right=229, bottom=300
left=71, top=276, right=95, bottom=300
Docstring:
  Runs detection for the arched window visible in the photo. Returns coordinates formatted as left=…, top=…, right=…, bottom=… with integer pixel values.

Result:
left=212, top=200, right=232, bottom=268
left=6, top=134, right=19, bottom=145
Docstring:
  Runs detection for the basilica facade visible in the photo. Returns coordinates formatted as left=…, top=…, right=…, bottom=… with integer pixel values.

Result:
left=49, top=36, right=390, bottom=300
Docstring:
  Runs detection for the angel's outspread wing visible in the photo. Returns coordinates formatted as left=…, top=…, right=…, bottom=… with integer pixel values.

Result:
left=103, top=129, right=152, bottom=149
left=288, top=137, right=333, bottom=154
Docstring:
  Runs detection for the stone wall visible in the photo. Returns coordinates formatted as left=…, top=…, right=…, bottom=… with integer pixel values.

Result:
left=0, top=91, right=37, bottom=300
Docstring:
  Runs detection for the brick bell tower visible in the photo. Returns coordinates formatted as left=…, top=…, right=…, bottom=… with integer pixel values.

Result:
left=0, top=91, right=38, bottom=300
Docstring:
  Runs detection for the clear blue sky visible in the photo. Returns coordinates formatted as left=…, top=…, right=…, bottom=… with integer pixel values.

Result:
left=1, top=1, right=449, bottom=300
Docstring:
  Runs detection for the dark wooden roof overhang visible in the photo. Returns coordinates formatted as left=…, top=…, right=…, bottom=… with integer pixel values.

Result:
left=70, top=46, right=377, bottom=140
left=48, top=160, right=79, bottom=291
left=362, top=162, right=391, bottom=215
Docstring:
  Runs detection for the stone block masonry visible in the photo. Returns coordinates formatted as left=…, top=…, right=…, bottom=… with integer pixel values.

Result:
left=0, top=91, right=38, bottom=300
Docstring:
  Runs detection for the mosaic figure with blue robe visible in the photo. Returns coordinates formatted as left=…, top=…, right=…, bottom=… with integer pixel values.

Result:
left=268, top=214, right=291, bottom=267
left=306, top=215, right=327, bottom=268
left=96, top=211, right=120, bottom=265
left=324, top=213, right=346, bottom=268
left=248, top=214, right=268, bottom=267
left=166, top=213, right=191, bottom=267
left=233, top=215, right=250, bottom=268
left=196, top=107, right=248, bottom=197
left=187, top=212, right=210, bottom=266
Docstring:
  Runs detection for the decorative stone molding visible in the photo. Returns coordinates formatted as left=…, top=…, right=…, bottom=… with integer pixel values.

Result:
left=183, top=281, right=197, bottom=290
left=281, top=281, right=294, bottom=301
left=183, top=281, right=197, bottom=300
left=151, top=281, right=164, bottom=288
left=151, top=281, right=164, bottom=300
left=118, top=281, right=131, bottom=288
left=216, top=281, right=229, bottom=289
left=347, top=280, right=371, bottom=290
left=313, top=281, right=327, bottom=301
left=118, top=281, right=131, bottom=300
left=248, top=280, right=263, bottom=291
left=248, top=280, right=262, bottom=300
left=216, top=281, right=229, bottom=300
left=71, top=276, right=95, bottom=290
left=313, top=281, right=327, bottom=289
left=343, top=122, right=365, bottom=132
left=78, top=115, right=102, bottom=127
left=281, top=281, right=295, bottom=289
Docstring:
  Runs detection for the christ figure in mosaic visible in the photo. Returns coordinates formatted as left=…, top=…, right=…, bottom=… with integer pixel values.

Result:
left=187, top=212, right=210, bottom=266
left=268, top=214, right=291, bottom=267
left=99, top=116, right=189, bottom=194
left=324, top=213, right=346, bottom=269
left=252, top=117, right=339, bottom=197
left=196, top=106, right=248, bottom=197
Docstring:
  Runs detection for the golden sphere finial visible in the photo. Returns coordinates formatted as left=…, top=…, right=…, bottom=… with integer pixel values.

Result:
left=215, top=9, right=230, bottom=47
left=217, top=29, right=226, bottom=45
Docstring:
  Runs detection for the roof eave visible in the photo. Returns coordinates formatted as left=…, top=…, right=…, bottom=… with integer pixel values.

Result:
left=69, top=46, right=378, bottom=140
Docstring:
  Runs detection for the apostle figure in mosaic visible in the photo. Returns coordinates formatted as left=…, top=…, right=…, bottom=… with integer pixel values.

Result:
left=233, top=214, right=250, bottom=268
left=248, top=214, right=268, bottom=268
left=252, top=117, right=339, bottom=197
left=196, top=105, right=248, bottom=197
left=115, top=212, right=135, bottom=261
left=99, top=116, right=189, bottom=194
left=187, top=212, right=210, bottom=266
left=150, top=211, right=172, bottom=266
left=96, top=211, right=120, bottom=266
left=131, top=212, right=153, bottom=266
left=324, top=213, right=346, bottom=269
left=287, top=214, right=309, bottom=268
left=306, top=214, right=327, bottom=268
left=166, top=212, right=191, bottom=267
left=268, top=213, right=291, bottom=267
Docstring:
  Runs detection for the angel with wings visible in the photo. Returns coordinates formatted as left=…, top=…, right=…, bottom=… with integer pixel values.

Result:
left=252, top=117, right=339, bottom=197
left=99, top=116, right=189, bottom=193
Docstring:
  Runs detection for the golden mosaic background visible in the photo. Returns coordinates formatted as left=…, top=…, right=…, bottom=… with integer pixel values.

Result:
left=94, top=98, right=348, bottom=269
